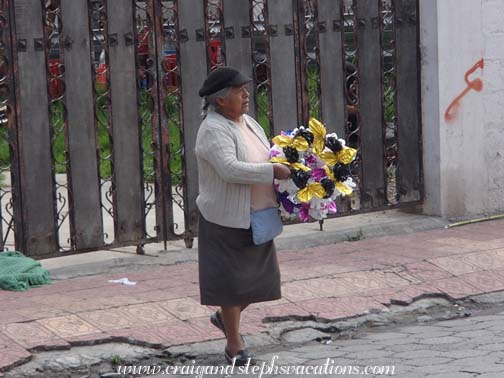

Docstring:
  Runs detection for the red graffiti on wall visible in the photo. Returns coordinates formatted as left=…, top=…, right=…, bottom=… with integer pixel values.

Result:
left=444, top=58, right=484, bottom=123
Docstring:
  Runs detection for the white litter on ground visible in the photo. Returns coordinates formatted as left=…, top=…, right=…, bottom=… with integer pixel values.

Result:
left=108, top=278, right=137, bottom=286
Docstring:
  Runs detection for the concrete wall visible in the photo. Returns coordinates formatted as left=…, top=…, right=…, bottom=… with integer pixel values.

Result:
left=420, top=0, right=504, bottom=219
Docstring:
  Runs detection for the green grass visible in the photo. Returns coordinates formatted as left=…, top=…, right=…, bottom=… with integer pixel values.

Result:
left=256, top=89, right=271, bottom=137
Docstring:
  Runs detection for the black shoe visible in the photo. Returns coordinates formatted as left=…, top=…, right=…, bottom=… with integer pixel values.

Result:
left=210, top=311, right=226, bottom=336
left=224, top=348, right=256, bottom=366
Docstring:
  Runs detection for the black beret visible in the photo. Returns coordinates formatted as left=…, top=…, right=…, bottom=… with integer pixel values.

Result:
left=198, top=66, right=252, bottom=97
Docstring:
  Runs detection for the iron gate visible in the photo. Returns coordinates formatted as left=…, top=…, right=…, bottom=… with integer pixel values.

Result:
left=0, top=0, right=422, bottom=258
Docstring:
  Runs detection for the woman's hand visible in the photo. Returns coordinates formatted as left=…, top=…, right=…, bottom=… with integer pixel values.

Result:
left=272, top=163, right=291, bottom=180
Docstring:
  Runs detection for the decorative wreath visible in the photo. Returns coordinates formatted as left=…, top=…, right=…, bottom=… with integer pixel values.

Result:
left=270, top=118, right=357, bottom=222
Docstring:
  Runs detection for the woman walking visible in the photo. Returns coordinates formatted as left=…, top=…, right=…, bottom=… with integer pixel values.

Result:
left=195, top=66, right=290, bottom=365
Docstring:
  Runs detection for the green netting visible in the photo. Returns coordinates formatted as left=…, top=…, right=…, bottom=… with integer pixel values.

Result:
left=0, top=251, right=51, bottom=291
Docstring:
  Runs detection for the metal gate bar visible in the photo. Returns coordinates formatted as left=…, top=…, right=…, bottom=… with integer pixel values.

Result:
left=0, top=0, right=423, bottom=258
left=61, top=0, right=104, bottom=250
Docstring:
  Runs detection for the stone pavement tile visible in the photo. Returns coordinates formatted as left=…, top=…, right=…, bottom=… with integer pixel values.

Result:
left=0, top=290, right=23, bottom=301
left=459, top=219, right=504, bottom=235
left=280, top=281, right=319, bottom=302
left=458, top=271, right=504, bottom=292
left=428, top=256, right=482, bottom=275
left=69, top=287, right=126, bottom=300
left=325, top=258, right=386, bottom=271
left=186, top=316, right=226, bottom=341
left=483, top=239, right=504, bottom=249
left=458, top=251, right=504, bottom=270
left=451, top=227, right=504, bottom=242
left=29, top=276, right=110, bottom=294
left=348, top=239, right=392, bottom=250
left=298, top=296, right=384, bottom=319
left=371, top=271, right=412, bottom=287
left=0, top=333, right=17, bottom=347
left=110, top=326, right=166, bottom=346
left=131, top=289, right=192, bottom=303
left=491, top=248, right=504, bottom=260
left=296, top=297, right=352, bottom=319
left=391, top=269, right=424, bottom=285
left=405, top=261, right=455, bottom=281
left=26, top=293, right=84, bottom=308
left=157, top=297, right=213, bottom=320
left=0, top=299, right=42, bottom=311
left=261, top=302, right=311, bottom=318
left=65, top=332, right=113, bottom=345
left=122, top=303, right=178, bottom=324
left=251, top=297, right=290, bottom=308
left=415, top=244, right=476, bottom=258
left=79, top=308, right=139, bottom=331
left=280, top=267, right=326, bottom=281
left=430, top=277, right=482, bottom=299
left=334, top=271, right=389, bottom=291
left=37, top=314, right=101, bottom=338
left=13, top=307, right=68, bottom=322
left=305, top=263, right=357, bottom=276
left=370, top=253, right=419, bottom=266
left=429, top=237, right=495, bottom=251
left=239, top=307, right=267, bottom=324
left=142, top=278, right=197, bottom=290
left=392, top=283, right=440, bottom=301
left=0, top=311, right=30, bottom=325
left=277, top=251, right=308, bottom=262
left=50, top=298, right=110, bottom=313
left=361, top=287, right=407, bottom=305
left=301, top=277, right=355, bottom=297
left=239, top=321, right=267, bottom=335
left=0, top=343, right=31, bottom=373
left=89, top=283, right=156, bottom=297
left=98, top=295, right=146, bottom=308
left=1, top=322, right=70, bottom=351
left=364, top=283, right=440, bottom=305
left=145, top=321, right=203, bottom=345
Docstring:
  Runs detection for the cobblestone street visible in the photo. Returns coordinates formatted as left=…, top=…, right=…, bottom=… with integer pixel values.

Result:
left=159, top=306, right=504, bottom=378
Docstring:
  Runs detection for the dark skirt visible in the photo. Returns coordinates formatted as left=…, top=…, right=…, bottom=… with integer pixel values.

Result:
left=198, top=214, right=282, bottom=306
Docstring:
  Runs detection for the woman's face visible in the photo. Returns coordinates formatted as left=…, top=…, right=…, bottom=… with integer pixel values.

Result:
left=217, top=84, right=249, bottom=119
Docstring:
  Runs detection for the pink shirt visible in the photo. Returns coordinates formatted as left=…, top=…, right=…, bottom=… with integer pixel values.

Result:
left=236, top=118, right=278, bottom=212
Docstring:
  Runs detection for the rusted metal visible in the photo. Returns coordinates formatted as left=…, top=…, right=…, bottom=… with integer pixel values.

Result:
left=380, top=0, right=399, bottom=205
left=249, top=0, right=273, bottom=137
left=42, top=0, right=73, bottom=251
left=2, top=0, right=423, bottom=257
left=154, top=0, right=187, bottom=240
left=0, top=0, right=21, bottom=251
left=204, top=0, right=226, bottom=71
left=134, top=0, right=160, bottom=242
left=87, top=0, right=117, bottom=245
left=341, top=0, right=362, bottom=212
left=297, top=0, right=322, bottom=125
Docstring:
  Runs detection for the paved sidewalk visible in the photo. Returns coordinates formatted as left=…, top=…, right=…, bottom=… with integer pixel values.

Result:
left=1, top=219, right=504, bottom=374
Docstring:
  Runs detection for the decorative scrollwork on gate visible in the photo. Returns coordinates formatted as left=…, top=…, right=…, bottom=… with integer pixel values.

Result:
left=42, top=0, right=73, bottom=250
left=0, top=1, right=16, bottom=250
left=134, top=0, right=159, bottom=239
left=88, top=0, right=116, bottom=244
left=204, top=0, right=226, bottom=71
left=300, top=0, right=322, bottom=122
left=380, top=0, right=398, bottom=205
left=342, top=0, right=362, bottom=210
left=250, top=0, right=273, bottom=137
left=157, top=0, right=186, bottom=236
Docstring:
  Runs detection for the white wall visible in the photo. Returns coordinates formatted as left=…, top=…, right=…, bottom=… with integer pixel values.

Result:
left=420, top=0, right=504, bottom=219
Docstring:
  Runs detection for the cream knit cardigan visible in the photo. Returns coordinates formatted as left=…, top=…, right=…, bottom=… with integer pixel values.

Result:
left=195, top=111, right=274, bottom=229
